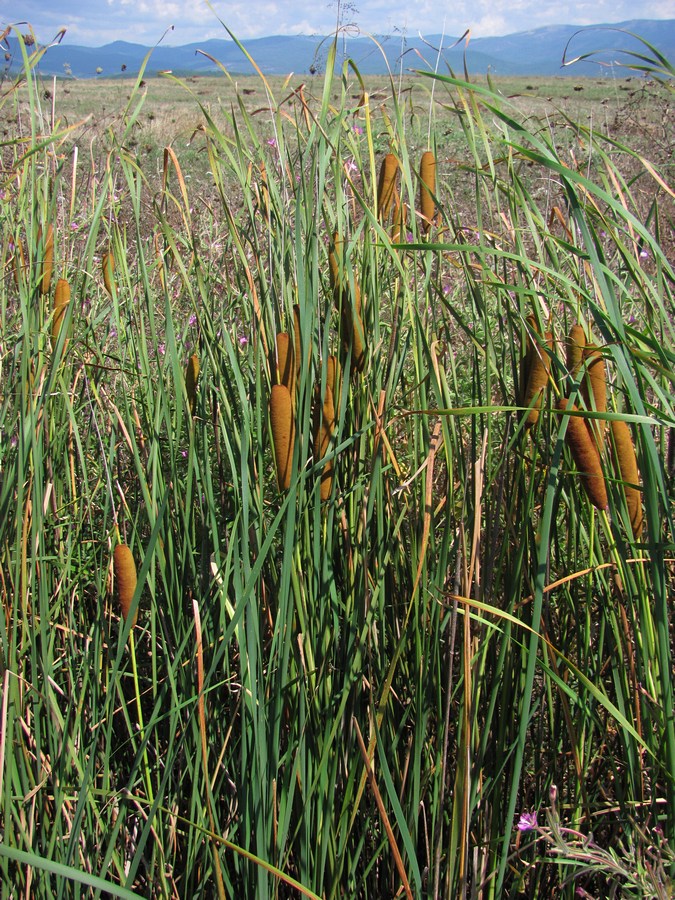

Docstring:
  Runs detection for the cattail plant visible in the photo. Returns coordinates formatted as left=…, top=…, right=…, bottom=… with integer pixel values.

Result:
left=274, top=332, right=295, bottom=396
left=519, top=314, right=538, bottom=405
left=113, top=543, right=138, bottom=628
left=566, top=324, right=586, bottom=380
left=419, top=150, right=436, bottom=234
left=258, top=159, right=270, bottom=219
left=37, top=224, right=54, bottom=295
left=329, top=231, right=343, bottom=302
left=326, top=354, right=340, bottom=399
left=102, top=251, right=115, bottom=296
left=313, top=385, right=336, bottom=500
left=377, top=153, right=399, bottom=223
left=11, top=236, right=25, bottom=288
left=391, top=197, right=408, bottom=244
left=330, top=232, right=366, bottom=373
left=185, top=354, right=200, bottom=415
left=51, top=278, right=70, bottom=350
left=557, top=400, right=608, bottom=510
left=581, top=343, right=607, bottom=446
left=610, top=419, right=643, bottom=538
left=522, top=321, right=553, bottom=426
left=269, top=384, right=295, bottom=490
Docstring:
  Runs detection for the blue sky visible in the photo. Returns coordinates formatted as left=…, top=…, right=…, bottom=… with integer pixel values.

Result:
left=1, top=0, right=672, bottom=46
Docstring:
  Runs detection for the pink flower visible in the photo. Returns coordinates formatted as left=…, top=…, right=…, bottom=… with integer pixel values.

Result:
left=517, top=811, right=538, bottom=832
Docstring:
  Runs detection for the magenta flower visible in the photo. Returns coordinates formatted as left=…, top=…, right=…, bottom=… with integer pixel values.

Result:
left=517, top=811, right=538, bottom=832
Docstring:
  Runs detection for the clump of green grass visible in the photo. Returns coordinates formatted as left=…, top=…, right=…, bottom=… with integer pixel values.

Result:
left=0, top=24, right=673, bottom=900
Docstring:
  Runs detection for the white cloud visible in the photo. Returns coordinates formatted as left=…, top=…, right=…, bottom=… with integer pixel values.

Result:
left=1, top=0, right=671, bottom=46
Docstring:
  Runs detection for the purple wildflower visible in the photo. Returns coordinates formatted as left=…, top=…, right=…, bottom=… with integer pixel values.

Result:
left=517, top=811, right=538, bottom=832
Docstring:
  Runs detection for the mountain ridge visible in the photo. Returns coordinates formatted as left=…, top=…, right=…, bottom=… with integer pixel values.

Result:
left=2, top=20, right=673, bottom=78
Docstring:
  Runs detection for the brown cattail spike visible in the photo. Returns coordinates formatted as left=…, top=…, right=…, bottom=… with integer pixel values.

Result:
left=313, top=386, right=335, bottom=500
left=557, top=400, right=608, bottom=510
left=275, top=332, right=295, bottom=394
left=269, top=384, right=295, bottom=490
left=329, top=232, right=344, bottom=301
left=581, top=344, right=606, bottom=446
left=326, top=354, right=340, bottom=399
left=186, top=354, right=200, bottom=415
left=113, top=544, right=138, bottom=628
left=523, top=326, right=553, bottom=426
left=377, top=153, right=399, bottom=223
left=102, top=251, right=115, bottom=296
left=51, top=278, right=71, bottom=349
left=419, top=151, right=436, bottom=234
left=391, top=196, right=408, bottom=244
left=519, top=314, right=538, bottom=407
left=342, top=283, right=366, bottom=374
left=610, top=420, right=643, bottom=538
left=566, top=324, right=586, bottom=380
left=38, top=224, right=54, bottom=296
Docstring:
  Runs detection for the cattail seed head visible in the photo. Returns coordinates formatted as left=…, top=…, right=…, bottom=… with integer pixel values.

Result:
left=519, top=314, right=538, bottom=406
left=185, top=354, right=200, bottom=414
left=274, top=332, right=295, bottom=394
left=113, top=543, right=138, bottom=627
left=102, top=251, right=115, bottom=296
left=557, top=400, right=608, bottom=510
left=566, top=324, right=586, bottom=379
left=377, top=153, right=399, bottom=223
left=326, top=354, right=340, bottom=398
left=313, top=386, right=335, bottom=500
left=329, top=232, right=344, bottom=300
left=419, top=150, right=436, bottom=234
left=51, top=278, right=71, bottom=349
left=270, top=384, right=295, bottom=490
left=391, top=196, right=408, bottom=243
left=38, top=224, right=54, bottom=296
left=342, top=282, right=366, bottom=374
left=523, top=327, right=553, bottom=426
left=610, top=419, right=642, bottom=538
left=581, top=344, right=606, bottom=445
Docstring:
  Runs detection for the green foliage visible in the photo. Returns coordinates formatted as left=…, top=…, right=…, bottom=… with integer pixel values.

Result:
left=1, top=26, right=673, bottom=899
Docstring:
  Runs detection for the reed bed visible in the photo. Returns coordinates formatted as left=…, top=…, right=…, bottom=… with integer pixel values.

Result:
left=0, top=27, right=673, bottom=900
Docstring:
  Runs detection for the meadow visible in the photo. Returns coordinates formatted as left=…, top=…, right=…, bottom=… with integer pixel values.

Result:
left=1, top=28, right=674, bottom=899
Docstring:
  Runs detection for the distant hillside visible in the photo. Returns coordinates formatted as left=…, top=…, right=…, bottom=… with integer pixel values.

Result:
left=2, top=20, right=674, bottom=79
